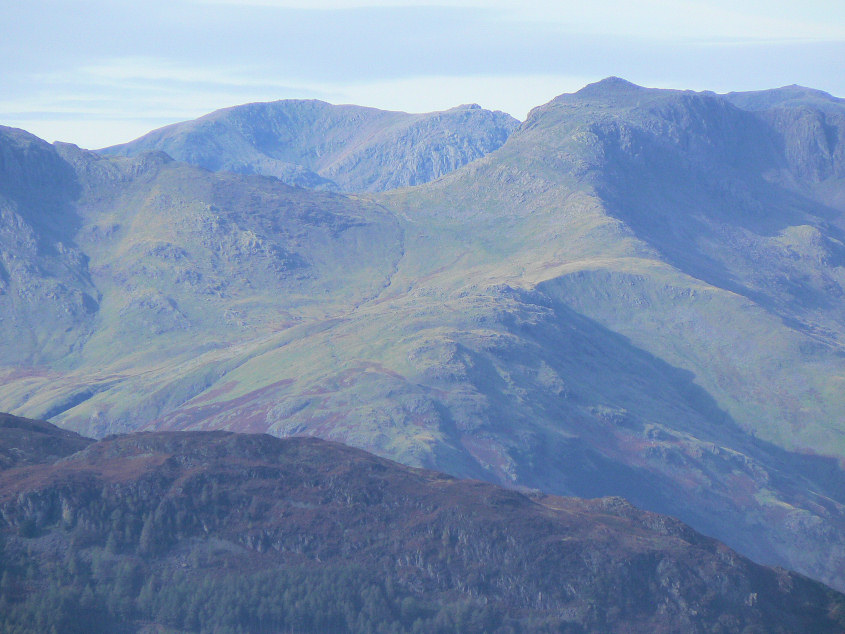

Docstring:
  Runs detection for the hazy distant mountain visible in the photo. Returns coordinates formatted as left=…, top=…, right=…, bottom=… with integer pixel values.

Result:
left=724, top=84, right=845, bottom=111
left=1, top=79, right=845, bottom=593
left=100, top=100, right=519, bottom=192
left=2, top=416, right=843, bottom=633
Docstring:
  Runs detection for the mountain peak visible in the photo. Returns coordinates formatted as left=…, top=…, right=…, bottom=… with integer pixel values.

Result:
left=100, top=100, right=518, bottom=192
left=577, top=76, right=645, bottom=95
left=592, top=76, right=641, bottom=88
left=724, top=85, right=843, bottom=111
left=524, top=77, right=671, bottom=124
left=539, top=77, right=660, bottom=110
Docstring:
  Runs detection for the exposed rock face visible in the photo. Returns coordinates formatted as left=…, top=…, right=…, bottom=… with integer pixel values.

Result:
left=100, top=100, right=519, bottom=192
left=0, top=418, right=843, bottom=633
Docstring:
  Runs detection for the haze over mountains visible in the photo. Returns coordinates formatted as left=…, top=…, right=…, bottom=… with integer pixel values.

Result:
left=1, top=78, right=845, bottom=596
left=101, top=100, right=519, bottom=192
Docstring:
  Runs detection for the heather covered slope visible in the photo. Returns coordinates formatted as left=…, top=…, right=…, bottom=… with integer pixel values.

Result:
left=2, top=81, right=845, bottom=592
left=0, top=418, right=843, bottom=633
left=100, top=99, right=519, bottom=192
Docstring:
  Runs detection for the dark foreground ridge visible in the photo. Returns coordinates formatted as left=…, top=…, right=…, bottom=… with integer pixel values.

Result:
left=0, top=412, right=93, bottom=470
left=0, top=416, right=843, bottom=633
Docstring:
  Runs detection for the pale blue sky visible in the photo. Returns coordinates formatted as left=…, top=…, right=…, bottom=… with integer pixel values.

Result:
left=2, top=0, right=843, bottom=148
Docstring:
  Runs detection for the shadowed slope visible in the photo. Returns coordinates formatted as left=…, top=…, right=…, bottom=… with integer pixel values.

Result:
left=0, top=127, right=96, bottom=364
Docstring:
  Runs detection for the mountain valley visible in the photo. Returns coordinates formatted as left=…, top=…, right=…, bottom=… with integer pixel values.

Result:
left=1, top=78, right=845, bottom=596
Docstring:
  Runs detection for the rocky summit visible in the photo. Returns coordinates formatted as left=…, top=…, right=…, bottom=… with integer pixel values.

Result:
left=100, top=100, right=519, bottom=192
left=1, top=80, right=845, bottom=597
left=1, top=416, right=843, bottom=633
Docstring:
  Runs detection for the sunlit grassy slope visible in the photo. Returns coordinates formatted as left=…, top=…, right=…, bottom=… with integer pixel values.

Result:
left=1, top=79, right=845, bottom=590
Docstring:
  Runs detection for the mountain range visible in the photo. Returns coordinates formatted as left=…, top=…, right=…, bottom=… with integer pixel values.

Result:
left=100, top=100, right=519, bottom=192
left=1, top=414, right=843, bottom=632
left=1, top=78, right=844, bottom=595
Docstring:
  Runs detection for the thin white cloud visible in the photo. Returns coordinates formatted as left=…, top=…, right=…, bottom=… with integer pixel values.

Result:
left=0, top=58, right=335, bottom=146
left=1, top=63, right=592, bottom=148
left=1, top=57, right=329, bottom=115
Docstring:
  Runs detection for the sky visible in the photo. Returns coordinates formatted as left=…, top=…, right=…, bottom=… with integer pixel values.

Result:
left=2, top=0, right=844, bottom=149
